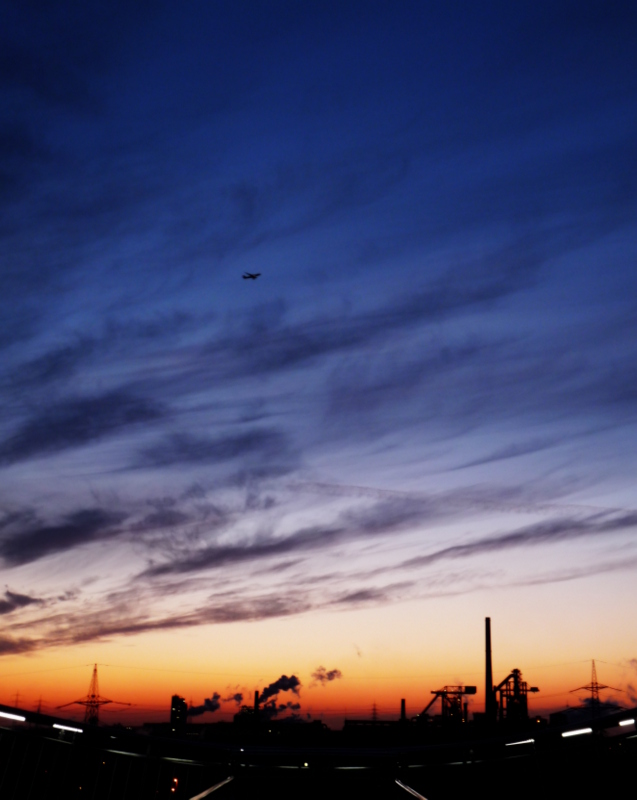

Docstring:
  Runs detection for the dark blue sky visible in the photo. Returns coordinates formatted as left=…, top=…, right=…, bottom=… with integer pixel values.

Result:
left=1, top=1, right=636, bottom=674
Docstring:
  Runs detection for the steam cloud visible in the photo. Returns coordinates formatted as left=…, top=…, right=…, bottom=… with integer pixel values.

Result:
left=311, top=666, right=343, bottom=685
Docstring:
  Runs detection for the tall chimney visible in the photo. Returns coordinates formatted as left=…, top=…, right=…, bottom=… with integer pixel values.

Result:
left=254, top=690, right=259, bottom=715
left=400, top=698, right=406, bottom=722
left=485, top=617, right=494, bottom=722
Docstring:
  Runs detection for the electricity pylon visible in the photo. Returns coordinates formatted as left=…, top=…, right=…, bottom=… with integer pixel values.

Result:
left=57, top=664, right=131, bottom=726
left=570, top=660, right=622, bottom=718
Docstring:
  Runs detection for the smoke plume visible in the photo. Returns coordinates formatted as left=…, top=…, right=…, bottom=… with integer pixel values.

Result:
left=311, top=666, right=343, bottom=686
left=258, top=674, right=301, bottom=703
left=261, top=700, right=302, bottom=719
left=187, top=692, right=221, bottom=716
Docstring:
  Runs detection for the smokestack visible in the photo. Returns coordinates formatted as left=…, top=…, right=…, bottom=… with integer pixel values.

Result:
left=254, top=690, right=259, bottom=715
left=400, top=698, right=406, bottom=722
left=485, top=617, right=494, bottom=722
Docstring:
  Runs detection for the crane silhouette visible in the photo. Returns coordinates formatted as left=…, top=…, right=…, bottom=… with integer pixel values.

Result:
left=57, top=664, right=131, bottom=726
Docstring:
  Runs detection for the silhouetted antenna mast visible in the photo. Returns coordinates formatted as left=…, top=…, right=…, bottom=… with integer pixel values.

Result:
left=570, top=660, right=622, bottom=718
left=57, top=664, right=132, bottom=726
left=485, top=617, right=496, bottom=723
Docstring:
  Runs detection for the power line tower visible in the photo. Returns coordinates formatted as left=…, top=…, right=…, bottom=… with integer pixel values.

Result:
left=570, top=660, right=622, bottom=718
left=57, top=664, right=132, bottom=726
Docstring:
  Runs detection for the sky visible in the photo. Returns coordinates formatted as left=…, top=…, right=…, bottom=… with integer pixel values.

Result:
left=1, top=1, right=636, bottom=726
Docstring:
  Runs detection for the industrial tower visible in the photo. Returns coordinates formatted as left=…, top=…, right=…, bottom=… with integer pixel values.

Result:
left=421, top=685, right=477, bottom=724
left=484, top=617, right=539, bottom=724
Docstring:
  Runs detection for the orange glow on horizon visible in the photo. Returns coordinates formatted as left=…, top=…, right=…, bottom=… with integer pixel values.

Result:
left=1, top=649, right=628, bottom=728
left=2, top=594, right=634, bottom=728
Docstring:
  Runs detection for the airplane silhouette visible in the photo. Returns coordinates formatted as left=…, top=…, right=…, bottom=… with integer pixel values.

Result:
left=242, top=272, right=261, bottom=280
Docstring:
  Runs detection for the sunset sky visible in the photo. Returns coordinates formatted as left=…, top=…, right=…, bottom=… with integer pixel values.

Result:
left=1, top=1, right=636, bottom=726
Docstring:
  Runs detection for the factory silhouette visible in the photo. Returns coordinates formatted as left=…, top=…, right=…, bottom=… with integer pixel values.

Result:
left=162, top=618, right=616, bottom=740
left=0, top=617, right=634, bottom=799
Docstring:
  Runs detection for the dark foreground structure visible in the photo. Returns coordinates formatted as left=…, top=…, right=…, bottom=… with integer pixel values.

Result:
left=0, top=705, right=635, bottom=800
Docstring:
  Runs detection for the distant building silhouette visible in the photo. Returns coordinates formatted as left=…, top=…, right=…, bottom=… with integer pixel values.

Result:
left=170, top=695, right=188, bottom=736
left=233, top=691, right=260, bottom=726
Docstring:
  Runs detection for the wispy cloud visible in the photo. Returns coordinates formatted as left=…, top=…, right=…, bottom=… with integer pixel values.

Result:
left=141, top=494, right=448, bottom=578
left=0, top=590, right=44, bottom=615
left=0, top=636, right=37, bottom=656
left=0, top=392, right=163, bottom=465
left=403, top=512, right=637, bottom=570
left=142, top=525, right=342, bottom=578
left=331, top=583, right=413, bottom=606
left=0, top=508, right=126, bottom=566
left=449, top=437, right=558, bottom=471
left=4, top=542, right=636, bottom=656
left=509, top=555, right=637, bottom=588
left=5, top=313, right=195, bottom=395
left=201, top=252, right=539, bottom=380
left=136, top=428, right=295, bottom=470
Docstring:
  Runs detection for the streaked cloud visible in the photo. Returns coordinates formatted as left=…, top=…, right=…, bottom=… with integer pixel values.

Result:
left=402, top=512, right=637, bottom=570
left=136, top=428, right=295, bottom=470
left=0, top=590, right=43, bottom=615
left=0, top=392, right=163, bottom=465
left=0, top=508, right=126, bottom=566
